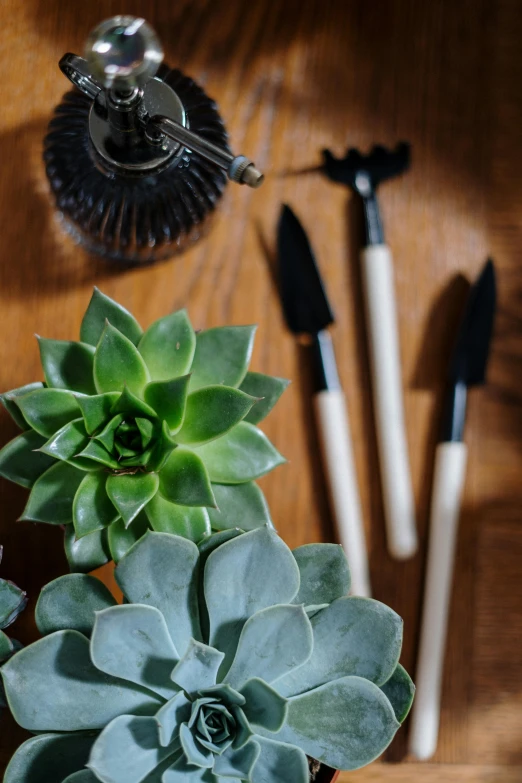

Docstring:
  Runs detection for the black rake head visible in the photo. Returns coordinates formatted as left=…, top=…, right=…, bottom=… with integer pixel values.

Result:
left=322, top=142, right=411, bottom=194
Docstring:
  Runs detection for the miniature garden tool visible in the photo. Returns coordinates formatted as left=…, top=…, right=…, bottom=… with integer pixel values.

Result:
left=277, top=205, right=371, bottom=597
left=322, top=142, right=417, bottom=560
left=409, top=260, right=496, bottom=761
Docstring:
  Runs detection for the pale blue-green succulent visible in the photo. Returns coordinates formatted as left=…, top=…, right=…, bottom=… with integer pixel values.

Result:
left=0, top=289, right=288, bottom=572
left=1, top=527, right=414, bottom=782
left=0, top=546, right=26, bottom=708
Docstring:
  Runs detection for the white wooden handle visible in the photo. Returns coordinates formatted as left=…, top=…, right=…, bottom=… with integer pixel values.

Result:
left=361, top=244, right=417, bottom=559
left=409, top=441, right=468, bottom=760
left=314, top=389, right=371, bottom=597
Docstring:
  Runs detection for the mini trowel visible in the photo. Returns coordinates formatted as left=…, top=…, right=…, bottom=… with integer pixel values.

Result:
left=322, top=143, right=417, bottom=560
left=409, top=259, right=497, bottom=760
left=277, top=204, right=371, bottom=597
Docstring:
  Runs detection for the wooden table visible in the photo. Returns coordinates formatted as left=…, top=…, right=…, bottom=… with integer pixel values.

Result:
left=1, top=1, right=521, bottom=780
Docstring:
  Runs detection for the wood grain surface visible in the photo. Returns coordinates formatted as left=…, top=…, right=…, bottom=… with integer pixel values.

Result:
left=0, top=0, right=521, bottom=779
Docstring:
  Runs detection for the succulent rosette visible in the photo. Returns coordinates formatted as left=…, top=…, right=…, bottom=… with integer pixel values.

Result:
left=0, top=289, right=288, bottom=572
left=1, top=527, right=414, bottom=782
left=0, top=546, right=27, bottom=707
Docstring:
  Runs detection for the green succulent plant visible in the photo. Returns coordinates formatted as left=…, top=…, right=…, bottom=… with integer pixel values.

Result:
left=2, top=527, right=414, bottom=782
left=0, top=546, right=27, bottom=707
left=0, top=289, right=288, bottom=572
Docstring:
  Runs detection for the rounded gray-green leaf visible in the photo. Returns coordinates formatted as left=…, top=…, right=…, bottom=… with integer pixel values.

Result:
left=36, top=574, right=116, bottom=637
left=0, top=578, right=27, bottom=629
left=276, top=676, right=400, bottom=770
left=80, top=288, right=143, bottom=347
left=240, top=372, right=290, bottom=425
left=380, top=663, right=415, bottom=723
left=94, top=323, right=150, bottom=396
left=1, top=630, right=162, bottom=731
left=176, top=386, right=256, bottom=446
left=3, top=733, right=96, bottom=783
left=37, top=338, right=96, bottom=395
left=208, top=482, right=273, bottom=531
left=195, top=422, right=286, bottom=483
left=0, top=430, right=55, bottom=489
left=21, top=462, right=84, bottom=524
left=138, top=309, right=196, bottom=381
left=276, top=597, right=403, bottom=698
left=251, top=735, right=309, bottom=783
left=292, top=543, right=350, bottom=607
left=189, top=325, right=257, bottom=391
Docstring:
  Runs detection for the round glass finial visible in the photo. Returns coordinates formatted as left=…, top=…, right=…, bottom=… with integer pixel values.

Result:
left=86, top=16, right=163, bottom=91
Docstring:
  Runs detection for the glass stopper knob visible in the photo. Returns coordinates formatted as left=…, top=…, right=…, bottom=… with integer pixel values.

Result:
left=85, top=16, right=163, bottom=92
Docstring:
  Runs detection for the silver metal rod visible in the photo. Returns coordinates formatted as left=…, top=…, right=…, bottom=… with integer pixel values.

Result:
left=150, top=115, right=264, bottom=188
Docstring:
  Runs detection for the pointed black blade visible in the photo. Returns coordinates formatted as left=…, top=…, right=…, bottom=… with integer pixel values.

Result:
left=277, top=205, right=334, bottom=335
left=448, top=259, right=496, bottom=386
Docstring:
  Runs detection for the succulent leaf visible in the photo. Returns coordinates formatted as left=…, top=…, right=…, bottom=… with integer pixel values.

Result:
left=224, top=605, right=313, bottom=691
left=291, top=544, right=350, bottom=607
left=0, top=382, right=44, bottom=430
left=73, top=473, right=119, bottom=539
left=138, top=309, right=196, bottom=381
left=240, top=678, right=288, bottom=732
left=0, top=579, right=27, bottom=629
left=64, top=525, right=111, bottom=574
left=196, top=422, right=285, bottom=483
left=171, top=639, right=225, bottom=693
left=0, top=430, right=55, bottom=488
left=21, top=462, right=84, bottom=524
left=39, top=418, right=90, bottom=463
left=190, top=326, right=257, bottom=391
left=106, top=472, right=159, bottom=527
left=275, top=676, right=399, bottom=770
left=1, top=630, right=162, bottom=731
left=275, top=597, right=403, bottom=698
left=251, top=736, right=308, bottom=783
left=205, top=528, right=300, bottom=669
left=145, top=494, right=211, bottom=542
left=380, top=663, right=415, bottom=723
left=159, top=447, right=216, bottom=507
left=37, top=338, right=96, bottom=395
left=156, top=691, right=192, bottom=747
left=115, top=532, right=202, bottom=652
left=63, top=772, right=99, bottom=783
left=94, top=323, right=150, bottom=396
left=91, top=605, right=179, bottom=698
left=111, top=385, right=157, bottom=419
left=212, top=741, right=260, bottom=779
left=176, top=386, right=256, bottom=446
left=36, top=574, right=116, bottom=637
left=240, top=372, right=290, bottom=425
left=16, top=389, right=82, bottom=438
left=144, top=375, right=191, bottom=431
left=108, top=514, right=149, bottom=563
left=76, top=392, right=120, bottom=435
left=0, top=630, right=14, bottom=660
left=3, top=733, right=96, bottom=783
left=208, top=482, right=272, bottom=531
left=77, top=439, right=121, bottom=470
left=81, top=288, right=143, bottom=347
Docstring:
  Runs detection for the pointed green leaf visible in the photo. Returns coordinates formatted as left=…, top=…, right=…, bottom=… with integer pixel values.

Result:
left=21, top=462, right=84, bottom=524
left=107, top=514, right=149, bottom=563
left=94, top=412, right=123, bottom=452
left=195, top=422, right=285, bottom=483
left=39, top=418, right=89, bottom=463
left=138, top=309, right=196, bottom=381
left=1, top=630, right=161, bottom=731
left=77, top=439, right=120, bottom=469
left=189, top=325, right=257, bottom=391
left=136, top=418, right=154, bottom=448
left=276, top=676, right=399, bottom=770
left=106, top=472, right=159, bottom=527
left=76, top=392, right=120, bottom=435
left=111, top=384, right=157, bottom=419
left=64, top=526, right=111, bottom=573
left=144, top=375, right=190, bottom=431
left=159, top=447, right=215, bottom=507
left=145, top=493, right=211, bottom=542
left=3, top=733, right=96, bottom=783
left=292, top=543, right=350, bottom=607
left=94, top=322, right=150, bottom=396
left=240, top=372, right=290, bottom=425
left=176, top=386, right=256, bottom=446
left=36, top=573, right=116, bottom=637
left=37, top=338, right=96, bottom=395
left=380, top=663, right=415, bottom=723
left=73, top=472, right=119, bottom=539
left=208, top=482, right=273, bottom=531
left=0, top=382, right=44, bottom=430
left=145, top=420, right=177, bottom=472
left=0, top=430, right=55, bottom=488
left=81, top=288, right=143, bottom=347
left=16, top=389, right=81, bottom=438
